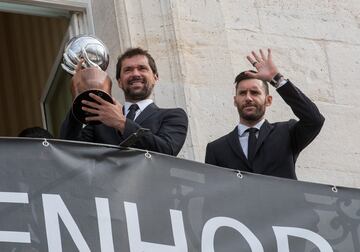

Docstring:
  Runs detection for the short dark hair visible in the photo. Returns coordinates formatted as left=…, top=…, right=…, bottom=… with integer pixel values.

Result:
left=234, top=70, right=269, bottom=95
left=18, top=127, right=53, bottom=138
left=115, top=47, right=158, bottom=80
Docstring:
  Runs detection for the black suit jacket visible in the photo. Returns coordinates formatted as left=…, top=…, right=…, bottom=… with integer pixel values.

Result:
left=60, top=103, right=188, bottom=156
left=205, top=81, right=325, bottom=179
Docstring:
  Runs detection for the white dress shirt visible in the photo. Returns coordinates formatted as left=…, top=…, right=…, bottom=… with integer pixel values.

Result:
left=237, top=119, right=265, bottom=158
left=124, top=99, right=153, bottom=120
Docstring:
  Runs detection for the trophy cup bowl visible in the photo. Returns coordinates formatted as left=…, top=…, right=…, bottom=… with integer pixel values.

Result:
left=61, top=35, right=112, bottom=125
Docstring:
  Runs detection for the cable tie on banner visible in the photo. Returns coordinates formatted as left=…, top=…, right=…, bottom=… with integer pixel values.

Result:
left=331, top=185, right=338, bottom=193
left=236, top=170, right=243, bottom=179
left=42, top=139, right=49, bottom=147
left=145, top=151, right=151, bottom=159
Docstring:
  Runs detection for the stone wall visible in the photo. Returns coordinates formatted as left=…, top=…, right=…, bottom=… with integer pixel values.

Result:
left=92, top=0, right=360, bottom=188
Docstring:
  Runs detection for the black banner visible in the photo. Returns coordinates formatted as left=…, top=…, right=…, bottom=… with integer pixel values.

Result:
left=0, top=138, right=359, bottom=251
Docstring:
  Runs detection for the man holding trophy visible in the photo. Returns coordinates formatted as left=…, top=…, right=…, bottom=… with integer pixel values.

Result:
left=60, top=35, right=188, bottom=156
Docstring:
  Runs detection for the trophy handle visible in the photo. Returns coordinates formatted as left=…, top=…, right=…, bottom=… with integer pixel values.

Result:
left=62, top=51, right=80, bottom=75
left=61, top=62, right=75, bottom=75
left=82, top=47, right=102, bottom=69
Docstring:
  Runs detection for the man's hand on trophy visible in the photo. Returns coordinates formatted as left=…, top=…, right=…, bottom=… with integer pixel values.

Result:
left=70, top=59, right=85, bottom=99
left=82, top=93, right=126, bottom=133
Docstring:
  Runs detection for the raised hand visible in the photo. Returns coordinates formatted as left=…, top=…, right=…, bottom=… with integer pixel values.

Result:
left=245, top=48, right=279, bottom=82
left=81, top=93, right=127, bottom=133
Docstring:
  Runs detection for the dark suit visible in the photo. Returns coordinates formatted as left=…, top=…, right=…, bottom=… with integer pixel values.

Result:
left=60, top=103, right=188, bottom=156
left=205, top=81, right=325, bottom=179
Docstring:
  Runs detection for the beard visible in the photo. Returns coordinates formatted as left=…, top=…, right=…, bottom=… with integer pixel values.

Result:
left=123, top=76, right=154, bottom=101
left=238, top=102, right=266, bottom=122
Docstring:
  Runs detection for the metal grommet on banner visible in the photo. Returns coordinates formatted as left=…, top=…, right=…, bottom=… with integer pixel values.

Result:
left=236, top=170, right=243, bottom=179
left=145, top=151, right=151, bottom=159
left=42, top=139, right=49, bottom=147
left=331, top=185, right=338, bottom=193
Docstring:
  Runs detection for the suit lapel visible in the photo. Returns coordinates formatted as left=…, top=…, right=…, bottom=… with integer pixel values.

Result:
left=226, top=127, right=252, bottom=171
left=134, top=103, right=158, bottom=124
left=250, top=120, right=274, bottom=173
left=255, top=120, right=273, bottom=153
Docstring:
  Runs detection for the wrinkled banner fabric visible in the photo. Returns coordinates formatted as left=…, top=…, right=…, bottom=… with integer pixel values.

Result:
left=0, top=138, right=359, bottom=251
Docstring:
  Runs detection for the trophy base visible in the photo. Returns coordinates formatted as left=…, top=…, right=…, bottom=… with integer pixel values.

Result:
left=72, top=89, right=113, bottom=125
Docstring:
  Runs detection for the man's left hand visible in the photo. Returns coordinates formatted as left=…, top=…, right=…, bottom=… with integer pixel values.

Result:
left=81, top=93, right=126, bottom=133
left=245, top=48, right=279, bottom=82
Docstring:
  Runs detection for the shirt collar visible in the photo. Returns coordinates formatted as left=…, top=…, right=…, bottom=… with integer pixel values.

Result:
left=124, top=99, right=153, bottom=114
left=237, top=119, right=265, bottom=137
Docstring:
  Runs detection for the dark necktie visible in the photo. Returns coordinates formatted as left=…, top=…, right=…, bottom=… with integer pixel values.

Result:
left=247, top=128, right=258, bottom=164
left=126, top=104, right=139, bottom=120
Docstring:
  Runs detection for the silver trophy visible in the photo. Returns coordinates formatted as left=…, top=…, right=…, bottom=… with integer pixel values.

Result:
left=61, top=34, right=112, bottom=125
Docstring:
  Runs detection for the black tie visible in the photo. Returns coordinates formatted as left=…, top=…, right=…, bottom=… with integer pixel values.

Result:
left=126, top=104, right=139, bottom=120
left=247, top=128, right=258, bottom=164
